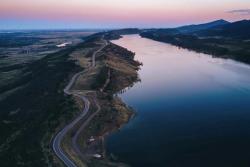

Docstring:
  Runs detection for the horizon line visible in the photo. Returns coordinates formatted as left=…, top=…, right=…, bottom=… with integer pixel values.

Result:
left=1, top=18, right=249, bottom=31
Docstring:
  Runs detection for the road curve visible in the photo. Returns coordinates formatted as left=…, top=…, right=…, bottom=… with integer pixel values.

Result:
left=52, top=95, right=89, bottom=167
left=53, top=38, right=107, bottom=167
left=72, top=93, right=101, bottom=159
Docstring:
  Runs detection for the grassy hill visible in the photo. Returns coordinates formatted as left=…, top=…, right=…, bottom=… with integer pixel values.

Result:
left=195, top=20, right=250, bottom=39
left=177, top=19, right=229, bottom=33
left=140, top=19, right=250, bottom=64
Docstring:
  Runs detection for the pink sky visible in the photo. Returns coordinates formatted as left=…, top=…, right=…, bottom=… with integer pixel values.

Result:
left=0, top=0, right=249, bottom=29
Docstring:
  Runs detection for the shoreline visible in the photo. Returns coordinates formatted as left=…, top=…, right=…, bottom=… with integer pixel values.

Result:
left=79, top=40, right=141, bottom=166
left=53, top=33, right=141, bottom=167
left=140, top=33, right=250, bottom=65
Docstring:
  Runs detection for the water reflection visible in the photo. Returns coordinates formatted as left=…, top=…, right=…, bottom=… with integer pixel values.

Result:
left=106, top=35, right=250, bottom=167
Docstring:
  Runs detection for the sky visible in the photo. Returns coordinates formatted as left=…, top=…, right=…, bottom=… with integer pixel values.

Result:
left=0, top=0, right=249, bottom=29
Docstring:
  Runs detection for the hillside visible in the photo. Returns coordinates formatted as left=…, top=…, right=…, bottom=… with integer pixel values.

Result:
left=195, top=20, right=250, bottom=39
left=177, top=19, right=229, bottom=33
left=142, top=19, right=230, bottom=36
left=104, top=28, right=141, bottom=40
left=140, top=19, right=250, bottom=64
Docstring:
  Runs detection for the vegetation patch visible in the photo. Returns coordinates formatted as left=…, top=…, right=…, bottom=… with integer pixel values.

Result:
left=0, top=45, right=81, bottom=167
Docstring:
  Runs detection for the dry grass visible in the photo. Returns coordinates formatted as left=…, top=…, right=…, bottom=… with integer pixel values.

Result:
left=71, top=49, right=92, bottom=67
left=105, top=54, right=137, bottom=75
left=73, top=67, right=101, bottom=90
left=59, top=39, right=140, bottom=167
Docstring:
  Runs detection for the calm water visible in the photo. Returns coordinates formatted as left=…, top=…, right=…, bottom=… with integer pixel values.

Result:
left=106, top=35, right=250, bottom=167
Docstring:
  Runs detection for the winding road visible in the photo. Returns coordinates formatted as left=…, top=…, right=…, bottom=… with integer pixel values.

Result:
left=53, top=37, right=107, bottom=167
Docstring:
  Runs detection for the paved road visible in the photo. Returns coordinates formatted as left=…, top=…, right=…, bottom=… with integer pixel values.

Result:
left=53, top=38, right=107, bottom=167
left=52, top=95, right=89, bottom=167
left=72, top=93, right=101, bottom=159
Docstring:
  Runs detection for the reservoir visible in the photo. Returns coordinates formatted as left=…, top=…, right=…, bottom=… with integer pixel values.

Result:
left=106, top=35, right=250, bottom=167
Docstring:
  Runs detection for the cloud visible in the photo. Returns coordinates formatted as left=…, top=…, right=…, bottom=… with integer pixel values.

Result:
left=228, top=9, right=250, bottom=15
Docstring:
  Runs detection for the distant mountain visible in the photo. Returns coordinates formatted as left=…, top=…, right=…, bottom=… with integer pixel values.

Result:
left=140, top=19, right=250, bottom=64
left=196, top=20, right=250, bottom=39
left=177, top=19, right=230, bottom=33
left=109, top=28, right=141, bottom=35
left=142, top=19, right=230, bottom=35
left=104, top=28, right=141, bottom=40
left=142, top=28, right=180, bottom=35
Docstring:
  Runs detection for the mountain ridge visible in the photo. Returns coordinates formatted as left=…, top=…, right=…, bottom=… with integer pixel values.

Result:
left=196, top=19, right=250, bottom=39
left=177, top=19, right=230, bottom=33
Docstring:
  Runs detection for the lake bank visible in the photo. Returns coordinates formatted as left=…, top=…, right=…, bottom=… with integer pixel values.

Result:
left=59, top=34, right=141, bottom=167
left=140, top=31, right=250, bottom=65
left=106, top=35, right=250, bottom=167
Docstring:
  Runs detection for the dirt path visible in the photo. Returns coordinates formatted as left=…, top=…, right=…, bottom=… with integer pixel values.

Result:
left=100, top=68, right=111, bottom=92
